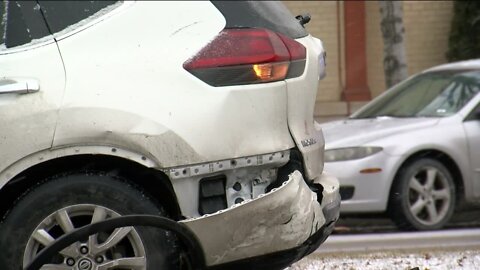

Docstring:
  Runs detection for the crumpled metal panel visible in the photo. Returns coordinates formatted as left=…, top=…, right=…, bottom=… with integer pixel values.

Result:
left=316, top=171, right=340, bottom=206
left=181, top=170, right=325, bottom=266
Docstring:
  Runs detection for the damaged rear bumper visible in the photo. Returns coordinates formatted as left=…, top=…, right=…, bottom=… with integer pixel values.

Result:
left=181, top=170, right=340, bottom=268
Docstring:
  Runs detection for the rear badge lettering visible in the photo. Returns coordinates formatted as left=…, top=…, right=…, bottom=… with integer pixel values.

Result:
left=301, top=138, right=317, bottom=147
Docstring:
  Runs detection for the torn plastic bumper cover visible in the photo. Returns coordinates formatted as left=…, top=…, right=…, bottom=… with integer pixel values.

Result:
left=182, top=170, right=340, bottom=267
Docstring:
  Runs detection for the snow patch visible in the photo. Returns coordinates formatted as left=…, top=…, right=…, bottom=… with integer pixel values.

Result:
left=290, top=248, right=480, bottom=270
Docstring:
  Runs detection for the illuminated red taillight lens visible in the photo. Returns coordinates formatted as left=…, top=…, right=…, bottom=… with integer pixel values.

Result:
left=183, top=28, right=306, bottom=86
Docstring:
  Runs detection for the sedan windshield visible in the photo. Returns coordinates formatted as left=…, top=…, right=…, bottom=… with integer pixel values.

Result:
left=352, top=70, right=480, bottom=119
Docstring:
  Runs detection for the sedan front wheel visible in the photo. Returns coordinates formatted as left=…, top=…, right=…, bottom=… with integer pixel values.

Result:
left=389, top=158, right=456, bottom=231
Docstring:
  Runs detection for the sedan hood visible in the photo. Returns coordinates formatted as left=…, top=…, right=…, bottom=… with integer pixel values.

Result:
left=320, top=117, right=440, bottom=148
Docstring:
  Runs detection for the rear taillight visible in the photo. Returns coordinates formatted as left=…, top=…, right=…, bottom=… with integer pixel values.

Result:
left=183, top=28, right=306, bottom=86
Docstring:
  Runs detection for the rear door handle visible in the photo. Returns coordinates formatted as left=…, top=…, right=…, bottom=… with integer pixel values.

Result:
left=0, top=79, right=40, bottom=94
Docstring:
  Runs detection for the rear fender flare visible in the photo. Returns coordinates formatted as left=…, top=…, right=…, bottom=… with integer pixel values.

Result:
left=0, top=145, right=159, bottom=190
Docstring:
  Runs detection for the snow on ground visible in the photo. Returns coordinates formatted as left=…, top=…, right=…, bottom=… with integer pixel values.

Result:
left=289, top=248, right=480, bottom=270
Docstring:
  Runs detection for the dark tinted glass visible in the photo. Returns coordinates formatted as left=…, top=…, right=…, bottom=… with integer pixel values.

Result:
left=38, top=1, right=117, bottom=34
left=1, top=1, right=5, bottom=46
left=3, top=1, right=50, bottom=48
left=211, top=1, right=308, bottom=39
left=465, top=101, right=480, bottom=121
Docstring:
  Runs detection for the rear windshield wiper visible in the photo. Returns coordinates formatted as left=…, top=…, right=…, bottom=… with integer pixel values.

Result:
left=295, top=13, right=311, bottom=27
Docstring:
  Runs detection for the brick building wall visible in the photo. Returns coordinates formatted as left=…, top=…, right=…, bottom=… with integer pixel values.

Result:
left=403, top=1, right=454, bottom=76
left=365, top=1, right=385, bottom=99
left=283, top=1, right=454, bottom=121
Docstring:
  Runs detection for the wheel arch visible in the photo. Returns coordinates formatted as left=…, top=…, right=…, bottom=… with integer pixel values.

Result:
left=0, top=150, right=182, bottom=221
left=387, top=149, right=465, bottom=208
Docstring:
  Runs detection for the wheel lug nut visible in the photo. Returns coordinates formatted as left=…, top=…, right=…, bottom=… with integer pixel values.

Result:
left=66, top=258, right=75, bottom=266
left=80, top=246, right=89, bottom=254
left=96, top=256, right=104, bottom=263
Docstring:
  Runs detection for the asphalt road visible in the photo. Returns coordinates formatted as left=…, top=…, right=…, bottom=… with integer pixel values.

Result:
left=332, top=208, right=480, bottom=234
left=314, top=208, right=480, bottom=254
left=291, top=209, right=480, bottom=269
left=317, top=228, right=480, bottom=254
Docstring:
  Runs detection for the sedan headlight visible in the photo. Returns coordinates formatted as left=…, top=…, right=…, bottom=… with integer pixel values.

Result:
left=324, top=147, right=383, bottom=162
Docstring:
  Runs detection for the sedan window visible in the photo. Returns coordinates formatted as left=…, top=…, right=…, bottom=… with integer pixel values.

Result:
left=352, top=70, right=480, bottom=119
left=418, top=74, right=480, bottom=116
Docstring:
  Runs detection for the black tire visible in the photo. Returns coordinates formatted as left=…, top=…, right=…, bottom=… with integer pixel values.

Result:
left=0, top=173, right=178, bottom=270
left=389, top=158, right=456, bottom=231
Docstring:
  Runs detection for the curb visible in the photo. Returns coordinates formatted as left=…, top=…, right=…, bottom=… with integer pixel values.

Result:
left=315, top=228, right=480, bottom=254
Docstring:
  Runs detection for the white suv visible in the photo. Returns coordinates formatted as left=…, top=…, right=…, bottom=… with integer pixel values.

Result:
left=0, top=1, right=340, bottom=269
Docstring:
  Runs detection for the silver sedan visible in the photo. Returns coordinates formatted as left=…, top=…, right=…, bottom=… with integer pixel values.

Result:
left=320, top=59, right=480, bottom=230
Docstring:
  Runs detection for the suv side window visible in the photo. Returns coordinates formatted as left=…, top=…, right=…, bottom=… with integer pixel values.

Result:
left=1, top=1, right=5, bottom=47
left=38, top=1, right=119, bottom=36
left=1, top=1, right=51, bottom=50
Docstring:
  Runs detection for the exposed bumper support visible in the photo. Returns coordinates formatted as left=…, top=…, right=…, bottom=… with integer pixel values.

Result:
left=182, top=170, right=340, bottom=266
left=209, top=193, right=340, bottom=270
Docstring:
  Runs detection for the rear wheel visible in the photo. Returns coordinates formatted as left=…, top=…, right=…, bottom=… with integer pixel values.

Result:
left=0, top=173, right=178, bottom=270
left=389, top=158, right=456, bottom=231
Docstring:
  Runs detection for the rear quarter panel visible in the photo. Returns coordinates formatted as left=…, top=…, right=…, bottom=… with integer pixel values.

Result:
left=285, top=36, right=326, bottom=180
left=51, top=1, right=296, bottom=168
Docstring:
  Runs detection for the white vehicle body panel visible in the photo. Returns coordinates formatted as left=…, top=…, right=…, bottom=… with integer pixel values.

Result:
left=323, top=115, right=475, bottom=212
left=51, top=1, right=295, bottom=168
left=0, top=39, right=65, bottom=184
left=463, top=94, right=480, bottom=197
left=285, top=37, right=326, bottom=180
left=0, top=1, right=339, bottom=266
left=464, top=120, right=480, bottom=197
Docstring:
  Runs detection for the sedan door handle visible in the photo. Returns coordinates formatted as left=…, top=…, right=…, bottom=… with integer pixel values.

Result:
left=0, top=79, right=40, bottom=94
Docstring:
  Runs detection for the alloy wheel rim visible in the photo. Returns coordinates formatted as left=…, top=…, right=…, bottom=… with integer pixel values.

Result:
left=407, top=166, right=451, bottom=226
left=23, top=204, right=146, bottom=270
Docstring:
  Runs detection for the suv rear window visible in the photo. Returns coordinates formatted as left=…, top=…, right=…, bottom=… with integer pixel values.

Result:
left=211, top=1, right=308, bottom=39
